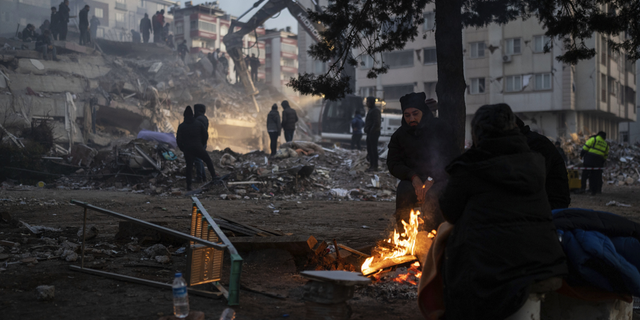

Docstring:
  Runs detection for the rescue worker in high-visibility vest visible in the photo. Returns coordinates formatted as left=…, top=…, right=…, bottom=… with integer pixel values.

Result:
left=580, top=131, right=609, bottom=195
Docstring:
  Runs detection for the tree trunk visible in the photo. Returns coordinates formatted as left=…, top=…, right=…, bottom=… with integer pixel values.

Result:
left=435, top=0, right=466, bottom=154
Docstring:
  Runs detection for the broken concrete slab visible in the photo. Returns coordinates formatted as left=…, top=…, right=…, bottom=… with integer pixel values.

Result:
left=53, top=40, right=91, bottom=55
left=87, top=132, right=111, bottom=147
left=68, top=144, right=98, bottom=167
left=10, top=74, right=86, bottom=93
left=16, top=56, right=111, bottom=79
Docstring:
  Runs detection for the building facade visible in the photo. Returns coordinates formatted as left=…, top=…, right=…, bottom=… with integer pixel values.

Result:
left=355, top=4, right=637, bottom=142
left=263, top=28, right=298, bottom=99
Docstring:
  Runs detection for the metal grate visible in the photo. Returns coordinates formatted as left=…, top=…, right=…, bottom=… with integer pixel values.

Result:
left=186, top=209, right=225, bottom=286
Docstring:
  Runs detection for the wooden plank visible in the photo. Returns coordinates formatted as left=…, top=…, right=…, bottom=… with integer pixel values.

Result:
left=215, top=214, right=272, bottom=237
left=228, top=235, right=317, bottom=256
left=361, top=255, right=417, bottom=276
left=337, top=244, right=371, bottom=258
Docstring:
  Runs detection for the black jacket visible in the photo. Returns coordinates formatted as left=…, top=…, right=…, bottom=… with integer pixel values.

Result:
left=364, top=107, right=381, bottom=134
left=439, top=134, right=567, bottom=320
left=58, top=3, right=70, bottom=23
left=50, top=12, right=59, bottom=31
left=79, top=8, right=89, bottom=28
left=22, top=28, right=37, bottom=41
left=267, top=106, right=281, bottom=133
left=193, top=105, right=209, bottom=147
left=387, top=111, right=457, bottom=194
left=140, top=17, right=151, bottom=33
left=177, top=114, right=207, bottom=152
left=35, top=33, right=52, bottom=47
left=281, top=104, right=298, bottom=130
left=520, top=125, right=571, bottom=209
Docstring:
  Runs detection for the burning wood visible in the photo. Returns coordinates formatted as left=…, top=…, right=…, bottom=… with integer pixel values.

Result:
left=361, top=210, right=435, bottom=276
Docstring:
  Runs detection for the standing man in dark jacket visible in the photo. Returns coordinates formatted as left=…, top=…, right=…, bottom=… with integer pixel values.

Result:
left=152, top=11, right=160, bottom=43
left=249, top=53, right=260, bottom=82
left=50, top=7, right=59, bottom=40
left=176, top=106, right=216, bottom=191
left=351, top=111, right=364, bottom=150
left=439, top=103, right=567, bottom=320
left=364, top=96, right=381, bottom=172
left=580, top=131, right=609, bottom=195
left=387, top=93, right=457, bottom=232
left=90, top=15, right=100, bottom=41
left=193, top=104, right=209, bottom=182
left=177, top=40, right=188, bottom=61
left=58, top=0, right=70, bottom=41
left=281, top=100, right=298, bottom=142
left=140, top=13, right=151, bottom=43
left=78, top=5, right=90, bottom=45
left=267, top=104, right=282, bottom=156
left=515, top=117, right=571, bottom=209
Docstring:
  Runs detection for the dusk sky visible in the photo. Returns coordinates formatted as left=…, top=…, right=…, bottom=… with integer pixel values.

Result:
left=194, top=0, right=299, bottom=34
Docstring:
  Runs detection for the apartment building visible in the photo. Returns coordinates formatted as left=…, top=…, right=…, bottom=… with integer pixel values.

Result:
left=0, top=0, right=49, bottom=36
left=171, top=2, right=266, bottom=82
left=263, top=28, right=298, bottom=100
left=355, top=4, right=637, bottom=142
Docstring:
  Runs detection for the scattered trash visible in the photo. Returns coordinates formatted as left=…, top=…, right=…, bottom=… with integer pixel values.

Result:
left=605, top=201, right=631, bottom=207
left=36, top=285, right=55, bottom=301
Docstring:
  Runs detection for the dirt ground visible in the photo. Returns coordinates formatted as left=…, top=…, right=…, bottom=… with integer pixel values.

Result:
left=1, top=184, right=640, bottom=320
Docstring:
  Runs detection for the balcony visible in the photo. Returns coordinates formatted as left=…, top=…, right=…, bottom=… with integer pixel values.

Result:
left=115, top=2, right=127, bottom=10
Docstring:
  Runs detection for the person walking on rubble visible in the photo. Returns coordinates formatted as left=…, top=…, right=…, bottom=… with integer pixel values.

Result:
left=193, top=104, right=209, bottom=183
left=218, top=52, right=229, bottom=80
left=281, top=100, right=298, bottom=142
left=131, top=29, right=141, bottom=43
left=387, top=93, right=457, bottom=233
left=50, top=7, right=59, bottom=40
left=152, top=11, right=161, bottom=43
left=177, top=40, right=188, bottom=62
left=438, top=103, right=567, bottom=320
left=249, top=53, right=260, bottom=82
left=58, top=0, right=71, bottom=41
left=515, top=117, right=571, bottom=209
left=364, top=96, right=381, bottom=172
left=351, top=111, right=364, bottom=150
left=78, top=5, right=90, bottom=45
left=580, top=131, right=609, bottom=195
left=90, top=15, right=100, bottom=41
left=267, top=103, right=282, bottom=156
left=140, top=13, right=151, bottom=44
left=176, top=106, right=217, bottom=191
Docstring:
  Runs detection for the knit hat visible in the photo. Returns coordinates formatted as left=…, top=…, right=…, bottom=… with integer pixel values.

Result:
left=271, top=103, right=278, bottom=110
left=183, top=106, right=193, bottom=119
left=281, top=100, right=290, bottom=109
left=400, top=92, right=427, bottom=113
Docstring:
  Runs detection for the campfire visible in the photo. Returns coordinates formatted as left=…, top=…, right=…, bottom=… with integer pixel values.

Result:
left=361, top=210, right=436, bottom=278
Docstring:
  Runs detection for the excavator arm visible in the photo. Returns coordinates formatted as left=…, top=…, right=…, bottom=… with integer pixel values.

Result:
left=222, top=0, right=326, bottom=112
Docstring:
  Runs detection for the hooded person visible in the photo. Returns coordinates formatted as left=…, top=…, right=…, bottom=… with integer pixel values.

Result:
left=176, top=106, right=217, bottom=190
left=438, top=103, right=567, bottom=320
left=350, top=111, right=364, bottom=150
left=515, top=117, right=571, bottom=209
left=386, top=92, right=458, bottom=233
left=281, top=100, right=298, bottom=142
left=267, top=104, right=282, bottom=156
left=140, top=13, right=152, bottom=43
left=193, top=104, right=209, bottom=182
left=364, top=96, right=381, bottom=171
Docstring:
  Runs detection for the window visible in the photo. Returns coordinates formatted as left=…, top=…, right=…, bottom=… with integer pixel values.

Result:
left=505, top=75, right=522, bottom=92
left=281, top=43, right=297, bottom=54
left=175, top=21, right=183, bottom=34
left=423, top=12, right=435, bottom=31
left=534, top=73, right=552, bottom=90
left=220, top=25, right=228, bottom=37
left=423, top=48, right=437, bottom=64
left=95, top=8, right=103, bottom=18
left=359, top=86, right=376, bottom=97
left=608, top=77, right=617, bottom=96
left=139, top=0, right=144, bottom=7
left=470, top=42, right=485, bottom=58
left=601, top=36, right=607, bottom=65
left=383, top=84, right=414, bottom=101
left=314, top=60, right=326, bottom=74
left=424, top=82, right=436, bottom=99
left=360, top=55, right=373, bottom=69
left=281, top=71, right=297, bottom=81
left=533, top=35, right=551, bottom=53
left=470, top=78, right=485, bottom=94
left=193, top=21, right=216, bottom=33
left=115, top=0, right=126, bottom=10
left=382, top=50, right=414, bottom=68
left=505, top=38, right=521, bottom=55
left=281, top=57, right=297, bottom=68
left=115, top=12, right=125, bottom=22
left=601, top=74, right=607, bottom=102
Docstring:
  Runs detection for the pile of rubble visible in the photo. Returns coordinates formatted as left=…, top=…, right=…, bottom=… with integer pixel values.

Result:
left=559, top=133, right=640, bottom=186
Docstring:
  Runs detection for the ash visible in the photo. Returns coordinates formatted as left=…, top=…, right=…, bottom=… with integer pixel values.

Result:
left=356, top=266, right=419, bottom=301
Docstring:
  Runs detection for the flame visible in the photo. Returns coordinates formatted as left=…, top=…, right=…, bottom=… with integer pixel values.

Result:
left=361, top=210, right=423, bottom=270
left=391, top=262, right=422, bottom=285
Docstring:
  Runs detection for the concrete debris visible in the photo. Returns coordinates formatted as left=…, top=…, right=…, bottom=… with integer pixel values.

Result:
left=36, top=285, right=55, bottom=301
left=77, top=225, right=99, bottom=240
left=561, top=134, right=640, bottom=186
left=605, top=201, right=631, bottom=207
left=144, top=244, right=168, bottom=258
left=20, top=221, right=62, bottom=234
left=155, top=255, right=171, bottom=264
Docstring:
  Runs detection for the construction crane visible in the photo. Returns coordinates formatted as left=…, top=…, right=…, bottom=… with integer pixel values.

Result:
left=222, top=0, right=325, bottom=113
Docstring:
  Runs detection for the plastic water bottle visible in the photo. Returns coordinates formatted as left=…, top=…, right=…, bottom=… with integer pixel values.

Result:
left=172, top=273, right=189, bottom=318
